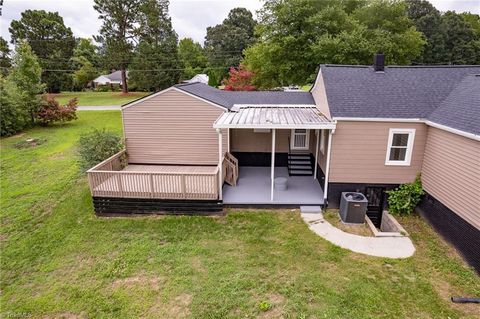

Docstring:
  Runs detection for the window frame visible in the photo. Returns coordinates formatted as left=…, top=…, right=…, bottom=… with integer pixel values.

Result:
left=385, top=128, right=416, bottom=166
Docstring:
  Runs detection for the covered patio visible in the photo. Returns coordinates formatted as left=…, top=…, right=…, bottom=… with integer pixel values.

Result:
left=214, top=105, right=336, bottom=205
left=223, top=167, right=324, bottom=205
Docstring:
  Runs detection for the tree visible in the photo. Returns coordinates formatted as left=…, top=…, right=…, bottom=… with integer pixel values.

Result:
left=0, top=37, right=11, bottom=76
left=178, top=38, right=207, bottom=80
left=441, top=11, right=480, bottom=64
left=94, top=0, right=142, bottom=93
left=7, top=41, right=44, bottom=126
left=405, top=1, right=480, bottom=64
left=243, top=0, right=425, bottom=88
left=405, top=0, right=438, bottom=21
left=73, top=57, right=99, bottom=89
left=0, top=76, right=28, bottom=136
left=204, top=8, right=256, bottom=85
left=129, top=0, right=181, bottom=91
left=223, top=65, right=256, bottom=91
left=353, top=0, right=425, bottom=64
left=9, top=10, right=75, bottom=92
left=73, top=38, right=100, bottom=68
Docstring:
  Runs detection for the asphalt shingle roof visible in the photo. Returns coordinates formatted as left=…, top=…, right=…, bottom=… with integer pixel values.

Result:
left=428, top=75, right=480, bottom=135
left=175, top=82, right=315, bottom=109
left=320, top=65, right=480, bottom=119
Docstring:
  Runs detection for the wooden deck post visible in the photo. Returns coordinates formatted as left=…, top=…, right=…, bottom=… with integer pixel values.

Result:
left=271, top=128, right=276, bottom=201
left=117, top=174, right=123, bottom=197
left=314, top=129, right=319, bottom=179
left=217, top=128, right=223, bottom=200
left=149, top=174, right=154, bottom=198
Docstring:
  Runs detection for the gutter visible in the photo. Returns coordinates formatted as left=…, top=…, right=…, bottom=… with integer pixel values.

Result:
left=332, top=117, right=480, bottom=141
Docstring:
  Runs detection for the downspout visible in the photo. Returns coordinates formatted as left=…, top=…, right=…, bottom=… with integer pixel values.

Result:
left=314, top=129, right=319, bottom=179
left=217, top=128, right=223, bottom=201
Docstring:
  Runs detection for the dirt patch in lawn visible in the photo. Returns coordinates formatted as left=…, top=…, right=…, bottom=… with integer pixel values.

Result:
left=257, top=293, right=286, bottom=318
left=433, top=280, right=479, bottom=317
left=111, top=275, right=164, bottom=291
left=41, top=312, right=85, bottom=319
left=324, top=210, right=373, bottom=237
left=165, top=293, right=193, bottom=318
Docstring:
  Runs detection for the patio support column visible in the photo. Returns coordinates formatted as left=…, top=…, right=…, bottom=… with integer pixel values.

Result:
left=323, top=129, right=333, bottom=203
left=217, top=128, right=223, bottom=201
left=271, top=128, right=276, bottom=202
left=314, top=129, right=319, bottom=179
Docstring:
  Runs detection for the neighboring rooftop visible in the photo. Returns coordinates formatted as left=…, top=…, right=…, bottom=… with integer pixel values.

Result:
left=320, top=65, right=480, bottom=119
left=182, top=74, right=209, bottom=84
left=175, top=82, right=315, bottom=109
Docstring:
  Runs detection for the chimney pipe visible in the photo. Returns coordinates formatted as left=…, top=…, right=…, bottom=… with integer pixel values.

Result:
left=373, top=53, right=385, bottom=72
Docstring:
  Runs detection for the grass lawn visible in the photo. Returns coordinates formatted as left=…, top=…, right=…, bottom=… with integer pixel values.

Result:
left=1, top=111, right=479, bottom=318
left=47, top=91, right=150, bottom=106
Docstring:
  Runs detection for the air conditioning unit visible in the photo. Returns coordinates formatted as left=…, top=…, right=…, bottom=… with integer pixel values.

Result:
left=339, top=192, right=368, bottom=224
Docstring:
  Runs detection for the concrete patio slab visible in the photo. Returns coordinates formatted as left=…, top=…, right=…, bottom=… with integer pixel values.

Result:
left=301, top=212, right=415, bottom=259
left=223, top=167, right=324, bottom=205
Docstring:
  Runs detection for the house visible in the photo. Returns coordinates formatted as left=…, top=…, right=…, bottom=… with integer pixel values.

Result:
left=93, top=70, right=128, bottom=87
left=87, top=54, right=479, bottom=270
left=182, top=73, right=209, bottom=84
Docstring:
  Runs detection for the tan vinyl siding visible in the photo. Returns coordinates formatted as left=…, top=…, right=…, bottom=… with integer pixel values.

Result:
left=310, top=70, right=332, bottom=119
left=329, top=121, right=427, bottom=183
left=231, top=129, right=291, bottom=153
left=123, top=88, right=227, bottom=165
left=421, top=127, right=480, bottom=229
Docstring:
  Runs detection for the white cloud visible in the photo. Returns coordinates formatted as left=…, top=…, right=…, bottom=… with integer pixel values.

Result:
left=1, top=0, right=478, bottom=45
left=430, top=0, right=480, bottom=13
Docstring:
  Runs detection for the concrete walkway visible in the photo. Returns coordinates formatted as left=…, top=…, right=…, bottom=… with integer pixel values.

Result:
left=301, top=210, right=416, bottom=259
left=77, top=105, right=121, bottom=111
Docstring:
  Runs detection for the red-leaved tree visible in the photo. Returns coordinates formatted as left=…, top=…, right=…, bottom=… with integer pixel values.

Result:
left=36, top=96, right=78, bottom=126
left=223, top=65, right=256, bottom=91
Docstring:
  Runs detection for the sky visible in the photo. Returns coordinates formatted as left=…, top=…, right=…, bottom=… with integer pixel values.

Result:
left=1, top=0, right=479, bottom=45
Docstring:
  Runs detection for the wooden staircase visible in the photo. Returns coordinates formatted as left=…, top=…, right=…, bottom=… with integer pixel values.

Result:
left=288, top=153, right=313, bottom=176
left=223, top=152, right=239, bottom=186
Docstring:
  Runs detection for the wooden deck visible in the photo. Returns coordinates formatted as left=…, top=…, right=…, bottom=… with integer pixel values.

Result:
left=87, top=151, right=220, bottom=200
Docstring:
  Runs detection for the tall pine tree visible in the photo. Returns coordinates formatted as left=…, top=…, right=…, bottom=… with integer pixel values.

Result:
left=94, top=0, right=142, bottom=93
left=9, top=10, right=75, bottom=93
left=129, top=0, right=180, bottom=91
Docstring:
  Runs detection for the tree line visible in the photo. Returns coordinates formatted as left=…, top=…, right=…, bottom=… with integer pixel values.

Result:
left=1, top=0, right=479, bottom=135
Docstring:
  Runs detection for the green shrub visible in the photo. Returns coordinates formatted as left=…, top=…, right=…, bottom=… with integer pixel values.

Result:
left=0, top=77, right=30, bottom=136
left=387, top=175, right=424, bottom=215
left=77, top=129, right=123, bottom=171
left=36, top=96, right=77, bottom=126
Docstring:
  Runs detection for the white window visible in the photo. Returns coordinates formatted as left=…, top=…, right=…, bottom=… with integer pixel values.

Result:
left=385, top=128, right=415, bottom=166
left=320, top=130, right=326, bottom=154
left=290, top=129, right=310, bottom=150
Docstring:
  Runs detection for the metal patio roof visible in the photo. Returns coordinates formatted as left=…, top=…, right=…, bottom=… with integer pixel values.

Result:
left=213, top=105, right=335, bottom=129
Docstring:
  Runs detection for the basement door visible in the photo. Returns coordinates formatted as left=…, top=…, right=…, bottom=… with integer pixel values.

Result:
left=290, top=129, right=310, bottom=150
left=364, top=186, right=385, bottom=228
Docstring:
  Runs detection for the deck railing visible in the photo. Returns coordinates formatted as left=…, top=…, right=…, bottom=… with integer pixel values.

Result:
left=87, top=150, right=219, bottom=200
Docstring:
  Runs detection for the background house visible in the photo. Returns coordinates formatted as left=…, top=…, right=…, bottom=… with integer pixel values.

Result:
left=182, top=73, right=209, bottom=85
left=93, top=70, right=128, bottom=87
